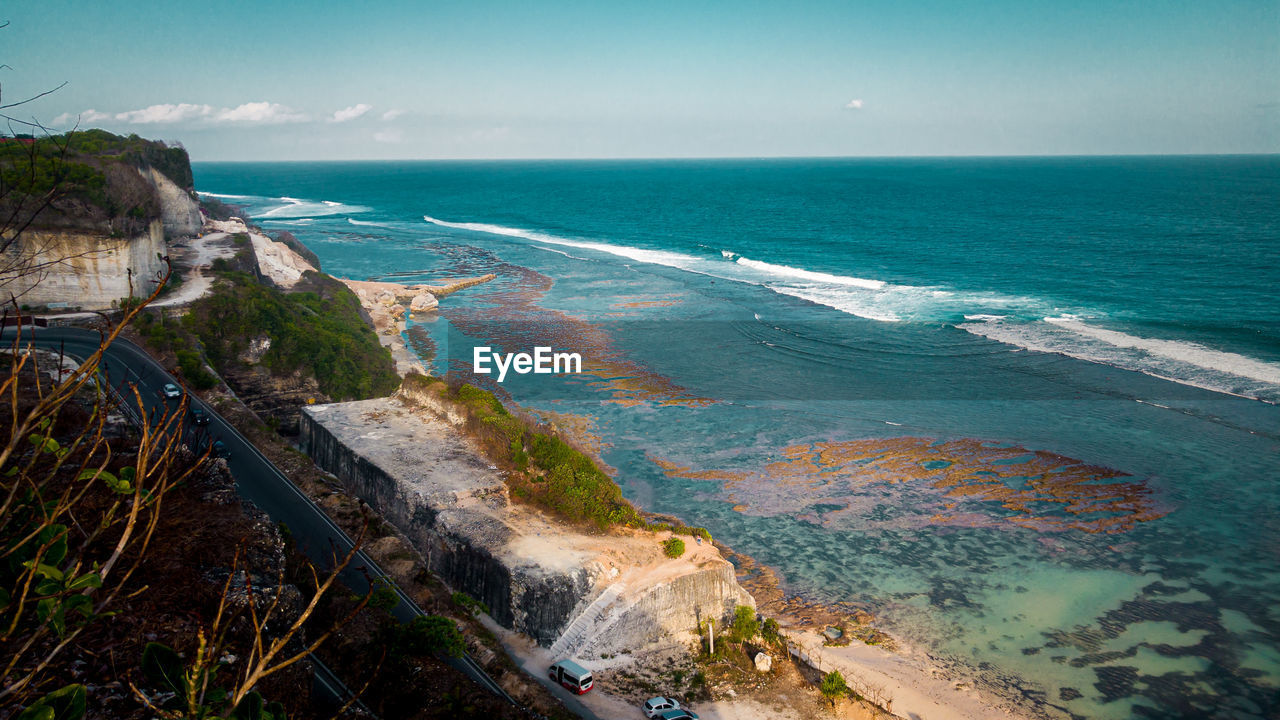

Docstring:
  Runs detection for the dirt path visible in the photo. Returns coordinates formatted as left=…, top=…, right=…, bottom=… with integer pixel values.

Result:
left=155, top=230, right=236, bottom=307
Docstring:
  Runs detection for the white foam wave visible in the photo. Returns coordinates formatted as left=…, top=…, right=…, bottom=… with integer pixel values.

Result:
left=423, top=215, right=706, bottom=269
left=721, top=250, right=737, bottom=259
left=1044, top=317, right=1280, bottom=387
left=260, top=196, right=368, bottom=219
left=198, top=191, right=256, bottom=200
left=959, top=316, right=1280, bottom=402
left=347, top=218, right=394, bottom=228
left=422, top=213, right=922, bottom=323
left=735, top=257, right=885, bottom=289
left=770, top=286, right=903, bottom=322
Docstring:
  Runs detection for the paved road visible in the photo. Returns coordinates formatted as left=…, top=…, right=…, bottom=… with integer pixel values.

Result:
left=1, top=327, right=605, bottom=718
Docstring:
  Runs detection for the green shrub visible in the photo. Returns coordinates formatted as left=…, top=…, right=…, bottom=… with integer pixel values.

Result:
left=730, top=605, right=759, bottom=642
left=451, top=591, right=490, bottom=616
left=394, top=615, right=465, bottom=658
left=820, top=670, right=847, bottom=706
left=662, top=537, right=686, bottom=559
left=762, top=617, right=780, bottom=644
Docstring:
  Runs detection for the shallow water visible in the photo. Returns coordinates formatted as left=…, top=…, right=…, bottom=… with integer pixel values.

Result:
left=195, top=158, right=1280, bottom=719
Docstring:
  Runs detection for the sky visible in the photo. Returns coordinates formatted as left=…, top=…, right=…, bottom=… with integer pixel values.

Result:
left=3, top=0, right=1278, bottom=160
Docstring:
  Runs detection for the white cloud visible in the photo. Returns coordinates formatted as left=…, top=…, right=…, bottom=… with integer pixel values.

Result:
left=381, top=109, right=406, bottom=121
left=115, top=103, right=215, bottom=124
left=214, top=102, right=308, bottom=124
left=373, top=129, right=403, bottom=143
left=52, top=109, right=114, bottom=126
left=56, top=101, right=308, bottom=126
left=331, top=103, right=372, bottom=123
left=845, top=99, right=864, bottom=110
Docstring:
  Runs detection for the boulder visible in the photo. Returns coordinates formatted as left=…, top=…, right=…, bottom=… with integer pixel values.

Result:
left=410, top=292, right=439, bottom=313
left=375, top=290, right=397, bottom=307
left=754, top=652, right=772, bottom=673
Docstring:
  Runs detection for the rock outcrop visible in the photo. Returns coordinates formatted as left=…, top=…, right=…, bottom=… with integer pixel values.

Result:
left=300, top=396, right=753, bottom=657
left=249, top=232, right=316, bottom=289
left=147, top=167, right=202, bottom=238
left=4, top=220, right=168, bottom=310
left=2, top=134, right=202, bottom=310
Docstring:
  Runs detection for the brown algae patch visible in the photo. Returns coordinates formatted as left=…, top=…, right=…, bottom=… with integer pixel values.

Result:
left=611, top=295, right=683, bottom=309
left=439, top=252, right=713, bottom=407
left=657, top=438, right=1168, bottom=534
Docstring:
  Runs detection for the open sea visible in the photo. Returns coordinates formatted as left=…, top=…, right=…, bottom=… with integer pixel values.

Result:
left=193, top=157, right=1280, bottom=719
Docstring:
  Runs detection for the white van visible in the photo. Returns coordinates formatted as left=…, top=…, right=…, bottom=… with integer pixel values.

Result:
left=548, top=659, right=593, bottom=694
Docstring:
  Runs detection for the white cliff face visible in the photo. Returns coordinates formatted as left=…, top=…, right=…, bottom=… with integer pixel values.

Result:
left=3, top=220, right=168, bottom=310
left=249, top=233, right=316, bottom=289
left=2, top=163, right=201, bottom=310
left=147, top=168, right=202, bottom=238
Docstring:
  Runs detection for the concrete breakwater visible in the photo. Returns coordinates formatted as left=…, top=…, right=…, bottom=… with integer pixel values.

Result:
left=299, top=395, right=752, bottom=656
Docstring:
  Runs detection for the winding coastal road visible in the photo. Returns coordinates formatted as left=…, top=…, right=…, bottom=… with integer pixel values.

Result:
left=4, top=326, right=602, bottom=720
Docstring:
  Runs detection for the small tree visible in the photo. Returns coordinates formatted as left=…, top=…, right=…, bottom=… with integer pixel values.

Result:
left=761, top=617, right=780, bottom=644
left=820, top=670, right=847, bottom=707
left=730, top=605, right=758, bottom=643
left=395, top=615, right=465, bottom=658
left=662, top=537, right=685, bottom=559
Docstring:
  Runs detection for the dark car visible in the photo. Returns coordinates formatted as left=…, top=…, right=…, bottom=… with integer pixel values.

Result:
left=656, top=710, right=699, bottom=720
left=190, top=407, right=209, bottom=426
left=211, top=440, right=231, bottom=459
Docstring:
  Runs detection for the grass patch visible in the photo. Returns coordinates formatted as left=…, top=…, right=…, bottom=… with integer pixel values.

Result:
left=403, top=375, right=648, bottom=531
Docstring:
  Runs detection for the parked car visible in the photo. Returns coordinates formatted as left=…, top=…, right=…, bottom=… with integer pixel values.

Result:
left=548, top=659, right=593, bottom=694
left=656, top=710, right=698, bottom=720
left=161, top=383, right=182, bottom=399
left=190, top=406, right=209, bottom=426
left=211, top=440, right=231, bottom=459
left=643, top=697, right=682, bottom=718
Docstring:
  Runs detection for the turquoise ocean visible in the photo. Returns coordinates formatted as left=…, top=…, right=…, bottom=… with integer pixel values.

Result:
left=193, top=157, right=1280, bottom=719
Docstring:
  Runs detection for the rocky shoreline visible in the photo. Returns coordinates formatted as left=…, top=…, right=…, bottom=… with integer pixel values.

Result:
left=339, top=275, right=496, bottom=375
left=239, top=215, right=1029, bottom=720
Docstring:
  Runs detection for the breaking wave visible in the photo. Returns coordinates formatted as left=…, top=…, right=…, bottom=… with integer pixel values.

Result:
left=421, top=212, right=1280, bottom=401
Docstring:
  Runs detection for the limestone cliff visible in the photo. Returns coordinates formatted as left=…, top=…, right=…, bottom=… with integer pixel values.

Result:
left=300, top=396, right=753, bottom=657
left=1, top=130, right=201, bottom=310
left=147, top=167, right=202, bottom=238
left=4, top=220, right=168, bottom=309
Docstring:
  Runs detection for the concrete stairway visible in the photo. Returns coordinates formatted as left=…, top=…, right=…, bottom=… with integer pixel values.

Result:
left=547, top=582, right=625, bottom=659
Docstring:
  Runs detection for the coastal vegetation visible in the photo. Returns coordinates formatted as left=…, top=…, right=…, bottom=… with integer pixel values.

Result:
left=0, top=129, right=192, bottom=238
left=662, top=537, right=686, bottom=558
left=402, top=373, right=713, bottom=538
left=189, top=270, right=399, bottom=401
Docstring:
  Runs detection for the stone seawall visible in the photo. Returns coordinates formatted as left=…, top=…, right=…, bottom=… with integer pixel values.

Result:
left=300, top=398, right=600, bottom=639
left=300, top=396, right=753, bottom=655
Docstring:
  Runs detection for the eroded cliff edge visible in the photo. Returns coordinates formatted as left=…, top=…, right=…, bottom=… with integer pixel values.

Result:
left=300, top=394, right=753, bottom=657
left=1, top=130, right=201, bottom=310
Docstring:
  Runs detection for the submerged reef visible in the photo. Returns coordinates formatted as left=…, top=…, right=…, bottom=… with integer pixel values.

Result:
left=657, top=437, right=1168, bottom=534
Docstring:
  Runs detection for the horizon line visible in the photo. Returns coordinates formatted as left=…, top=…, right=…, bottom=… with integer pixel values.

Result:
left=190, top=151, right=1280, bottom=164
